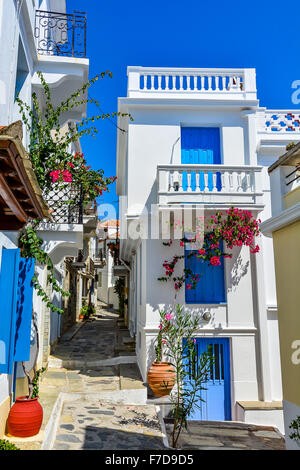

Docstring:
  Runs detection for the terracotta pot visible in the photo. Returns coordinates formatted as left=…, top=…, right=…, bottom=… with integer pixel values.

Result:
left=147, top=362, right=176, bottom=397
left=7, top=396, right=43, bottom=438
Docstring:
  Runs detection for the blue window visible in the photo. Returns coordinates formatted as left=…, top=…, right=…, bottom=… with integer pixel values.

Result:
left=185, top=239, right=226, bottom=304
left=181, top=127, right=222, bottom=191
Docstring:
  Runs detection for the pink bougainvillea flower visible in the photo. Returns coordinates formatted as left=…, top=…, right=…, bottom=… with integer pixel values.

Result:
left=50, top=170, right=61, bottom=182
left=165, top=313, right=172, bottom=321
left=62, top=170, right=73, bottom=183
left=186, top=284, right=192, bottom=290
left=67, top=162, right=74, bottom=168
left=210, top=256, right=221, bottom=266
left=158, top=324, right=163, bottom=330
left=180, top=241, right=184, bottom=247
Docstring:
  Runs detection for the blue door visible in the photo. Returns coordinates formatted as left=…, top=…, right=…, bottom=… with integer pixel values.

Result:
left=0, top=249, right=35, bottom=374
left=186, top=337, right=231, bottom=421
left=181, top=127, right=221, bottom=191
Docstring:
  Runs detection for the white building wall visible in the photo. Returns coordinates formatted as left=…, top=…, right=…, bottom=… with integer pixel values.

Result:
left=126, top=109, right=248, bottom=215
left=117, top=67, right=300, bottom=431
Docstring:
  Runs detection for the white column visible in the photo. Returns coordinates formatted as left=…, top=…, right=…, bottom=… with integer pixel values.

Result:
left=241, top=110, right=257, bottom=166
left=252, top=248, right=273, bottom=401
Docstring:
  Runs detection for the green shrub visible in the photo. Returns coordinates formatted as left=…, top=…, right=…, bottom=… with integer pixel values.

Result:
left=0, top=439, right=20, bottom=450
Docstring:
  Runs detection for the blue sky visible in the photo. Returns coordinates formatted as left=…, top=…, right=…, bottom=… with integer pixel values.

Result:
left=70, top=0, right=300, bottom=219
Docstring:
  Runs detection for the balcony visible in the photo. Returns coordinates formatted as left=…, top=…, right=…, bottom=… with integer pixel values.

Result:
left=43, top=184, right=84, bottom=225
left=157, top=164, right=263, bottom=209
left=35, top=10, right=87, bottom=58
left=127, top=67, right=257, bottom=101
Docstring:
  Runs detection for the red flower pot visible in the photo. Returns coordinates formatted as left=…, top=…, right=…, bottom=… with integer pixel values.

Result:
left=147, top=362, right=176, bottom=397
left=7, top=396, right=43, bottom=438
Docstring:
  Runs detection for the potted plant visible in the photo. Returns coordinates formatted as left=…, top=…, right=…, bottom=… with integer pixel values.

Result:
left=147, top=311, right=176, bottom=397
left=7, top=367, right=45, bottom=438
left=79, top=302, right=95, bottom=320
left=7, top=311, right=46, bottom=438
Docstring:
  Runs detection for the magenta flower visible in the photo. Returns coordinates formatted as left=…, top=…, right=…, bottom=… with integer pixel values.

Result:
left=165, top=313, right=172, bottom=321
left=62, top=170, right=73, bottom=183
left=210, top=256, right=221, bottom=266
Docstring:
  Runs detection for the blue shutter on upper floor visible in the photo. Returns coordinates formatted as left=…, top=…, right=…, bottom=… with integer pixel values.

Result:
left=0, top=249, right=35, bottom=374
left=185, top=241, right=226, bottom=304
left=181, top=127, right=222, bottom=191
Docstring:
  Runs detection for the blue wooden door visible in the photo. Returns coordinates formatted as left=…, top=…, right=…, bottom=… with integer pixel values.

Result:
left=181, top=127, right=221, bottom=191
left=0, top=249, right=35, bottom=374
left=186, top=337, right=231, bottom=421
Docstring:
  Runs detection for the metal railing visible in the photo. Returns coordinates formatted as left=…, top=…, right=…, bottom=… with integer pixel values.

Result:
left=35, top=10, right=87, bottom=58
left=44, top=184, right=84, bottom=224
left=286, top=166, right=300, bottom=186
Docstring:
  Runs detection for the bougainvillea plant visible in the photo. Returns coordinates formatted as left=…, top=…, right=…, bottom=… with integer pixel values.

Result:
left=158, top=207, right=261, bottom=294
left=16, top=70, right=130, bottom=205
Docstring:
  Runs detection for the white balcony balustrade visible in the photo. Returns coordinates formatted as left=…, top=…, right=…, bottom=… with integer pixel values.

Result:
left=127, top=67, right=257, bottom=100
left=157, top=164, right=263, bottom=208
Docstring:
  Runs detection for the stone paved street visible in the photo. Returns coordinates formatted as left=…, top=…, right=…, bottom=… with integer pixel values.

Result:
left=5, top=303, right=286, bottom=451
left=53, top=401, right=165, bottom=450
left=165, top=420, right=285, bottom=450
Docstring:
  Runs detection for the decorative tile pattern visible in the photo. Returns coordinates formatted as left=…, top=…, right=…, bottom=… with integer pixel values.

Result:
left=265, top=112, right=300, bottom=132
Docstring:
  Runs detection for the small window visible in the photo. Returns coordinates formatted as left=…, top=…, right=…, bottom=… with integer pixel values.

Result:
left=185, top=237, right=226, bottom=304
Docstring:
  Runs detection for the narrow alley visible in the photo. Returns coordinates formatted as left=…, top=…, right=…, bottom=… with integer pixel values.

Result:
left=7, top=303, right=166, bottom=451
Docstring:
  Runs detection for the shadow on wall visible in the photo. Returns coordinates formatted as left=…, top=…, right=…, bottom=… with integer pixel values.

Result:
left=226, top=247, right=249, bottom=293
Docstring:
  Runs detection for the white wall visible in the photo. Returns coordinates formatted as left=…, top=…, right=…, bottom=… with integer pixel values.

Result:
left=125, top=108, right=247, bottom=214
left=97, top=243, right=119, bottom=309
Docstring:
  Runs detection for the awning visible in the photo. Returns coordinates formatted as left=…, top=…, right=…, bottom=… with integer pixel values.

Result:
left=0, top=121, right=50, bottom=229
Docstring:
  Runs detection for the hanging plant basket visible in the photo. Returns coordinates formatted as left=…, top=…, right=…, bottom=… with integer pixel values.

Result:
left=7, top=396, right=43, bottom=438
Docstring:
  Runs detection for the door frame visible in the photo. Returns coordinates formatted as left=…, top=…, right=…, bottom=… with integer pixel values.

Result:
left=189, top=336, right=232, bottom=421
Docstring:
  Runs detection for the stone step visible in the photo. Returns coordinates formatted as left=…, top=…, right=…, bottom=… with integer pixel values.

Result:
left=119, top=363, right=146, bottom=391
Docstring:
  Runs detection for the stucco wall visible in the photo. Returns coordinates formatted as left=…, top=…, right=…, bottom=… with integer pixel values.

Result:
left=126, top=108, right=246, bottom=215
left=273, top=221, right=300, bottom=409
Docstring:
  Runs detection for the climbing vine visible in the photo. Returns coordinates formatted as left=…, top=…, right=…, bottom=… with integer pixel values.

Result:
left=19, top=221, right=70, bottom=314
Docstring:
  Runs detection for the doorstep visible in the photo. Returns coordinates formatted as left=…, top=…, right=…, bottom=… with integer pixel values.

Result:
left=237, top=401, right=283, bottom=410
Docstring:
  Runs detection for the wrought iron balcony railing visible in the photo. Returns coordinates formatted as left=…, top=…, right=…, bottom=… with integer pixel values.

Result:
left=44, top=184, right=84, bottom=224
left=35, top=10, right=87, bottom=58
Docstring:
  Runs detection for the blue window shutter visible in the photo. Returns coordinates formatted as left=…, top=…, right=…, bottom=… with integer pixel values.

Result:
left=14, top=257, right=35, bottom=362
left=185, top=242, right=226, bottom=304
left=0, top=249, right=20, bottom=374
left=181, top=128, right=221, bottom=191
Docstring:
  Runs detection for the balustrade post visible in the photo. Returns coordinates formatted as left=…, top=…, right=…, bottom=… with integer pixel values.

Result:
left=127, top=67, right=141, bottom=94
